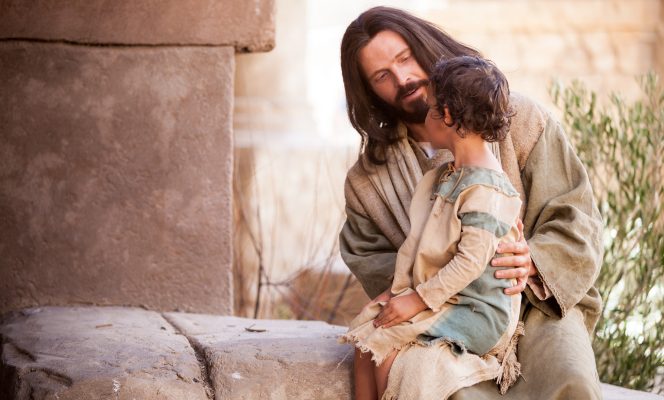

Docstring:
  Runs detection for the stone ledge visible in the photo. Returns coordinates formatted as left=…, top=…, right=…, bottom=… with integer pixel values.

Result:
left=0, top=0, right=275, bottom=52
left=1, top=306, right=661, bottom=399
left=0, top=307, right=208, bottom=400
left=163, top=312, right=352, bottom=400
left=600, top=383, right=664, bottom=400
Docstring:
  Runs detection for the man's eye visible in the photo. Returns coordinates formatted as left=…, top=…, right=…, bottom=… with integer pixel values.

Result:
left=375, top=72, right=388, bottom=82
left=399, top=54, right=411, bottom=63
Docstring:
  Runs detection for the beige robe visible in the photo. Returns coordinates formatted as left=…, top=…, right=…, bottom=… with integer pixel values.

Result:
left=339, top=93, right=604, bottom=399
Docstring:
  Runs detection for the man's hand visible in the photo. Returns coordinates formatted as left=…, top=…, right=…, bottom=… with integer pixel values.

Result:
left=373, top=292, right=428, bottom=329
left=491, top=219, right=538, bottom=295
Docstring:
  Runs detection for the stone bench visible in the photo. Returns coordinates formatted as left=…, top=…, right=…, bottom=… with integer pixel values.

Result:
left=1, top=306, right=660, bottom=399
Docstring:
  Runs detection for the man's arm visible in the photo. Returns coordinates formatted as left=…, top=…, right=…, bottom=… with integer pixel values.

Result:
left=519, top=115, right=603, bottom=318
left=340, top=206, right=398, bottom=300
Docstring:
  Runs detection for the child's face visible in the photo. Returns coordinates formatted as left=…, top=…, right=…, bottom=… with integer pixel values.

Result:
left=424, top=85, right=454, bottom=150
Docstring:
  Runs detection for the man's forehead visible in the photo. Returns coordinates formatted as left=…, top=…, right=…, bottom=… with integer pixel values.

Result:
left=359, top=30, right=412, bottom=75
left=370, top=29, right=409, bottom=47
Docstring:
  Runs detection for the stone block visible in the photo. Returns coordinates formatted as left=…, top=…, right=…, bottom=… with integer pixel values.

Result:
left=0, top=42, right=234, bottom=314
left=0, top=0, right=275, bottom=52
left=612, top=32, right=658, bottom=75
left=0, top=307, right=208, bottom=400
left=581, top=32, right=617, bottom=73
left=427, top=0, right=661, bottom=34
left=164, top=313, right=353, bottom=400
left=602, top=383, right=664, bottom=399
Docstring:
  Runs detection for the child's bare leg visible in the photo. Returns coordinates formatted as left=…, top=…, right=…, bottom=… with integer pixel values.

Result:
left=354, top=348, right=378, bottom=400
left=374, top=350, right=398, bottom=399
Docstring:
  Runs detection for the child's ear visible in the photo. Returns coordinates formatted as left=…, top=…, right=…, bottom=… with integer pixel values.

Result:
left=443, top=106, right=453, bottom=126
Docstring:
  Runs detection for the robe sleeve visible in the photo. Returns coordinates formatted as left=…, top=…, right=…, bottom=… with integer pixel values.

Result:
left=527, top=273, right=553, bottom=300
left=521, top=115, right=603, bottom=318
left=339, top=206, right=397, bottom=299
left=415, top=225, right=498, bottom=313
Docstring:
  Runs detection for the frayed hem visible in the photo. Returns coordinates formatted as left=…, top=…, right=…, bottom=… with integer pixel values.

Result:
left=412, top=336, right=468, bottom=356
left=339, top=333, right=413, bottom=367
left=495, top=321, right=525, bottom=394
left=381, top=389, right=399, bottom=400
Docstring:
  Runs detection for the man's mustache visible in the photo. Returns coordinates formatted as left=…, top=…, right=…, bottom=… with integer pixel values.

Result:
left=396, top=79, right=429, bottom=102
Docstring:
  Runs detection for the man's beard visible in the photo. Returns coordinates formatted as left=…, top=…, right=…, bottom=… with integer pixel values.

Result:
left=391, top=96, right=429, bottom=124
left=381, top=79, right=430, bottom=124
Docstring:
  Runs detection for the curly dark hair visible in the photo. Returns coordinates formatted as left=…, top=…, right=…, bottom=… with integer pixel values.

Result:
left=429, top=56, right=514, bottom=142
left=340, top=7, right=481, bottom=165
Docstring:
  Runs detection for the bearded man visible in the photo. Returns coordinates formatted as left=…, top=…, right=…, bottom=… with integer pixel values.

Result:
left=339, top=7, right=603, bottom=400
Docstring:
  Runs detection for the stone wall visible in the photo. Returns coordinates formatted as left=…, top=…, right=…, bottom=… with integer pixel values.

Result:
left=423, top=0, right=664, bottom=105
left=0, top=1, right=275, bottom=314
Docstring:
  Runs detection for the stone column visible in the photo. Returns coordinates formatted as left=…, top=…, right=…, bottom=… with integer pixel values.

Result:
left=0, top=1, right=275, bottom=315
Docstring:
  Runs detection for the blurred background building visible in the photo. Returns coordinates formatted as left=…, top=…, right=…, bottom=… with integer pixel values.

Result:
left=232, top=0, right=664, bottom=322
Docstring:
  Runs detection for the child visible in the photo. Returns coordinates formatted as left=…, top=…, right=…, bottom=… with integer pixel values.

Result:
left=341, top=56, right=523, bottom=400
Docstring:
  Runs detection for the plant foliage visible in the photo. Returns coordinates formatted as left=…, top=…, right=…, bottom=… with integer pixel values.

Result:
left=551, top=73, right=664, bottom=392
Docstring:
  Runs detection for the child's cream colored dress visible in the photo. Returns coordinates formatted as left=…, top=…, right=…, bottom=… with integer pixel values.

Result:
left=342, top=164, right=524, bottom=396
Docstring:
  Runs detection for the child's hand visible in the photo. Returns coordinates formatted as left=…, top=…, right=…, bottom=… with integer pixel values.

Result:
left=373, top=292, right=428, bottom=329
left=369, top=288, right=393, bottom=306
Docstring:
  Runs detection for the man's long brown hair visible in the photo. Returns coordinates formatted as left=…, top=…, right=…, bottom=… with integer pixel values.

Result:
left=341, top=7, right=481, bottom=165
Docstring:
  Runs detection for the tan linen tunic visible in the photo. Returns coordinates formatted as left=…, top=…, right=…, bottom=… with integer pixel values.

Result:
left=343, top=165, right=522, bottom=359
left=343, top=166, right=524, bottom=398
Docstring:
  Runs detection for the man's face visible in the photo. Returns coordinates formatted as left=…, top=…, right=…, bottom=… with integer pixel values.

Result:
left=358, top=30, right=430, bottom=124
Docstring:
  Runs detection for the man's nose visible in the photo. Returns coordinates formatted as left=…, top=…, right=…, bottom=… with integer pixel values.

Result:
left=393, top=66, right=410, bottom=87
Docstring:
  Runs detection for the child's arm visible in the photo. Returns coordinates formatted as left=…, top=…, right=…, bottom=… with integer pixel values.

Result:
left=374, top=184, right=521, bottom=328
left=415, top=185, right=521, bottom=312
